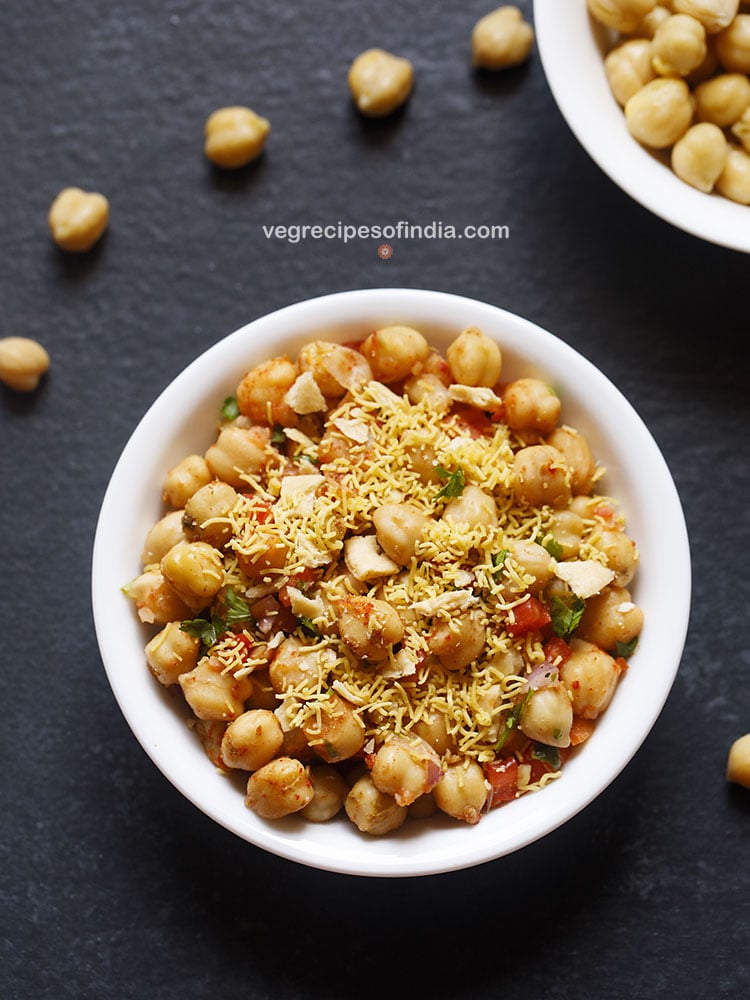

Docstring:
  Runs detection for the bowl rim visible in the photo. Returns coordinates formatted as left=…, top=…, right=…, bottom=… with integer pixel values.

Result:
left=91, top=287, right=691, bottom=877
left=533, top=0, right=750, bottom=255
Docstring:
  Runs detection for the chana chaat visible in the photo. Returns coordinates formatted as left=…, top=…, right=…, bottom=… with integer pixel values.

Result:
left=124, top=324, right=643, bottom=835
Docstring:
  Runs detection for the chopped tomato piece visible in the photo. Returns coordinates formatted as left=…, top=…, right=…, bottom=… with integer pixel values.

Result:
left=451, top=404, right=496, bottom=438
left=506, top=596, right=551, bottom=637
left=569, top=717, right=596, bottom=747
left=484, top=757, right=518, bottom=807
left=542, top=636, right=571, bottom=666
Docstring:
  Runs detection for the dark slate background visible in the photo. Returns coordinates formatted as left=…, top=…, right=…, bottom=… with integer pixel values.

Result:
left=2, top=2, right=748, bottom=998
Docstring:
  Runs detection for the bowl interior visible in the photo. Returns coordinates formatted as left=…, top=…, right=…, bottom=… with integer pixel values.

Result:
left=534, top=0, right=750, bottom=254
left=92, top=288, right=691, bottom=877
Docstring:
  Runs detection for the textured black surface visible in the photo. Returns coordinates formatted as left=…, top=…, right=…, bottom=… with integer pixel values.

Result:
left=2, top=2, right=749, bottom=998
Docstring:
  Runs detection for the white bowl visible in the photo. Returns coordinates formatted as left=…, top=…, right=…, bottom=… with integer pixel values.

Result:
left=92, top=288, right=691, bottom=877
left=534, top=0, right=750, bottom=254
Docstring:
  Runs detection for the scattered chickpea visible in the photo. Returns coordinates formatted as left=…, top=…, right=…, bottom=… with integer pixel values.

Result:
left=348, top=48, right=414, bottom=118
left=587, top=0, right=660, bottom=34
left=471, top=6, right=535, bottom=71
left=671, top=121, right=728, bottom=190
left=726, top=733, right=750, bottom=787
left=0, top=337, right=50, bottom=392
left=695, top=71, right=750, bottom=124
left=48, top=186, right=109, bottom=252
left=204, top=106, right=270, bottom=168
left=715, top=143, right=750, bottom=200
left=625, top=77, right=694, bottom=148
left=605, top=39, right=657, bottom=106
left=715, top=13, right=750, bottom=70
left=651, top=13, right=707, bottom=76
left=672, top=0, right=739, bottom=35
left=446, top=327, right=502, bottom=388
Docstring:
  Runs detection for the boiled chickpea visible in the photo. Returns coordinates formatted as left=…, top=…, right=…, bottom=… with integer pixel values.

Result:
left=634, top=5, right=673, bottom=37
left=695, top=72, right=750, bottom=124
left=578, top=585, right=644, bottom=650
left=651, top=13, right=707, bottom=74
left=519, top=682, right=573, bottom=747
left=546, top=509, right=585, bottom=559
left=145, top=621, right=200, bottom=686
left=605, top=39, right=657, bottom=106
left=716, top=13, right=750, bottom=69
left=407, top=443, right=442, bottom=484
left=0, top=337, right=50, bottom=392
left=413, top=710, right=454, bottom=755
left=430, top=609, right=487, bottom=670
left=183, top=480, right=239, bottom=548
left=345, top=774, right=407, bottom=834
left=446, top=327, right=502, bottom=387
left=624, top=77, right=694, bottom=147
left=160, top=540, right=225, bottom=611
left=220, top=709, right=284, bottom=771
left=403, top=373, right=451, bottom=412
left=302, top=692, right=366, bottom=762
left=236, top=356, right=299, bottom=427
left=245, top=757, right=314, bottom=819
left=672, top=0, right=739, bottom=33
left=561, top=638, right=622, bottom=719
left=48, top=186, right=109, bottom=252
left=269, top=636, right=324, bottom=693
left=124, top=568, right=192, bottom=625
left=593, top=528, right=640, bottom=585
left=371, top=736, right=442, bottom=806
left=297, top=341, right=352, bottom=398
left=443, top=484, right=498, bottom=528
left=512, top=444, right=571, bottom=508
left=236, top=526, right=289, bottom=581
left=506, top=539, right=555, bottom=589
left=546, top=426, right=597, bottom=495
left=731, top=105, right=750, bottom=150
left=588, top=0, right=659, bottom=33
left=337, top=595, right=404, bottom=661
left=179, top=657, right=253, bottom=721
left=433, top=760, right=488, bottom=824
left=162, top=454, right=212, bottom=509
left=671, top=121, right=728, bottom=189
left=503, top=378, right=561, bottom=434
left=716, top=144, right=750, bottom=201
left=205, top=424, right=270, bottom=489
left=141, top=510, right=186, bottom=566
left=471, top=6, right=535, bottom=70
left=726, top=733, right=750, bottom=787
left=204, top=106, right=270, bottom=168
left=373, top=502, right=428, bottom=564
left=348, top=48, right=414, bottom=118
left=361, top=325, right=429, bottom=383
left=300, top=765, right=348, bottom=821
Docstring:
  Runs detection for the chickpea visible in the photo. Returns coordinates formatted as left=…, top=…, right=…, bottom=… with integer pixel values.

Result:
left=204, top=106, right=270, bottom=168
left=506, top=539, right=555, bottom=590
left=205, top=424, right=270, bottom=489
left=443, top=484, right=498, bottom=528
left=413, top=710, right=455, bottom=755
left=672, top=0, right=739, bottom=33
left=519, top=682, right=574, bottom=748
left=373, top=502, right=428, bottom=564
left=634, top=5, right=673, bottom=37
left=408, top=792, right=438, bottom=820
left=194, top=719, right=228, bottom=769
left=236, top=526, right=289, bottom=582
left=588, top=0, right=659, bottom=33
left=671, top=121, right=728, bottom=189
left=546, top=509, right=585, bottom=559
left=300, top=765, right=348, bottom=821
left=162, top=454, right=212, bottom=509
left=236, top=356, right=299, bottom=427
left=695, top=72, right=750, bottom=124
left=220, top=709, right=284, bottom=771
left=345, top=774, right=408, bottom=834
left=371, top=736, right=442, bottom=806
left=512, top=444, right=571, bottom=508
left=361, top=325, right=429, bottom=383
left=605, top=39, right=657, bottom=106
left=141, top=510, right=185, bottom=566
left=145, top=621, right=200, bottom=686
left=160, top=540, right=225, bottom=611
left=715, top=144, right=750, bottom=201
left=422, top=348, right=452, bottom=386
left=561, top=638, right=622, bottom=719
left=624, top=77, right=694, bottom=147
left=730, top=105, right=750, bottom=150
left=503, top=378, right=561, bottom=434
left=297, top=341, right=353, bottom=398
left=302, top=692, right=366, bottom=762
left=716, top=13, right=750, bottom=69
left=124, top=568, right=192, bottom=625
left=651, top=13, right=707, bottom=73
left=685, top=35, right=721, bottom=84
left=433, top=760, right=488, bottom=824
left=0, top=337, right=50, bottom=392
left=347, top=48, right=414, bottom=118
left=446, top=327, right=502, bottom=388
left=578, top=585, right=644, bottom=650
left=48, top=186, right=109, bottom=252
left=471, top=6, right=535, bottom=70
left=407, top=443, right=442, bottom=484
left=403, top=372, right=451, bottom=412
left=183, top=480, right=239, bottom=548
left=726, top=733, right=750, bottom=787
left=245, top=757, right=314, bottom=819
left=179, top=657, right=253, bottom=721
left=269, top=636, right=324, bottom=693
left=546, top=426, right=597, bottom=495
left=430, top=609, right=487, bottom=670
left=337, top=595, right=404, bottom=661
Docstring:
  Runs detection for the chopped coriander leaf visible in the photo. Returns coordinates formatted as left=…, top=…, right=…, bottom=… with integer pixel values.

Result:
left=492, top=549, right=509, bottom=572
left=496, top=689, right=533, bottom=751
left=180, top=615, right=224, bottom=651
left=220, top=396, right=239, bottom=421
left=434, top=465, right=465, bottom=501
left=542, top=534, right=563, bottom=560
left=550, top=594, right=585, bottom=640
left=271, top=425, right=286, bottom=447
left=615, top=636, right=639, bottom=659
left=323, top=740, right=341, bottom=760
left=532, top=743, right=561, bottom=769
left=223, top=587, right=253, bottom=628
left=297, top=615, right=321, bottom=638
